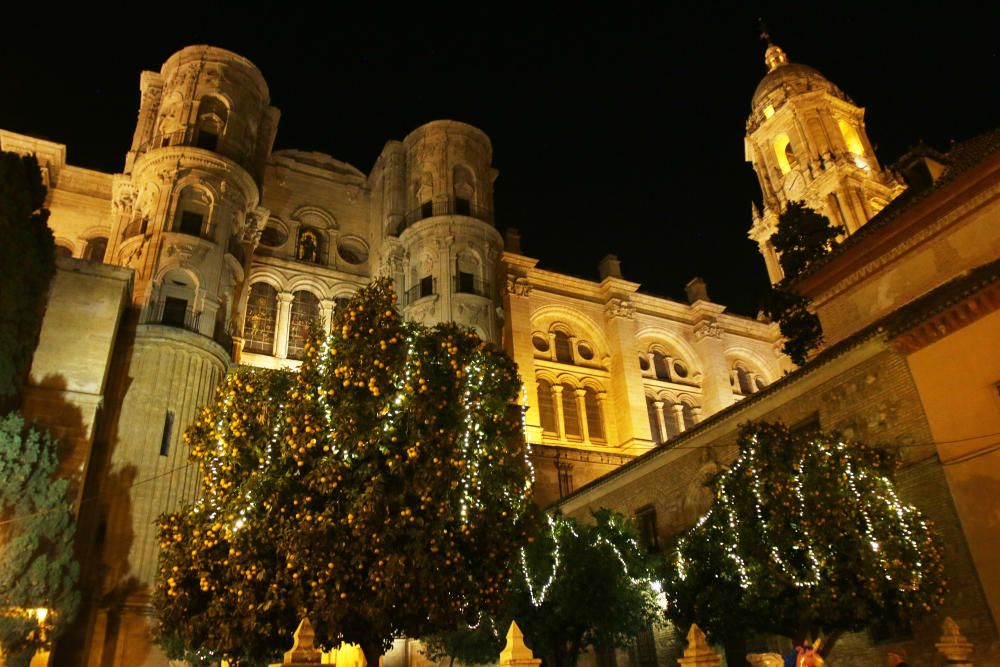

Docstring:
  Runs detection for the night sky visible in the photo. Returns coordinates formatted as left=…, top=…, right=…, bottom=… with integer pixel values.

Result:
left=1, top=4, right=997, bottom=315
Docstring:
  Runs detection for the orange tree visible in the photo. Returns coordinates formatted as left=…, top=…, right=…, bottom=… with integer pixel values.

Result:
left=153, top=280, right=532, bottom=666
left=663, top=422, right=946, bottom=660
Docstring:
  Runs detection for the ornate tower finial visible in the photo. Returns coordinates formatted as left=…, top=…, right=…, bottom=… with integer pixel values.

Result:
left=757, top=18, right=788, bottom=71
left=764, top=42, right=789, bottom=71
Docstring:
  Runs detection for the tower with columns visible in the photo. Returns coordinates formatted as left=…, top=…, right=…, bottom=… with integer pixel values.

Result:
left=745, top=40, right=904, bottom=283
left=75, top=45, right=278, bottom=666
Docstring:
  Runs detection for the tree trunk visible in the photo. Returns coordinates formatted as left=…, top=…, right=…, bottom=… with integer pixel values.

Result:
left=723, top=636, right=746, bottom=667
left=361, top=638, right=382, bottom=667
left=818, top=629, right=844, bottom=658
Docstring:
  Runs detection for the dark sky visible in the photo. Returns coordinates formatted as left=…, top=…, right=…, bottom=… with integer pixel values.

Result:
left=1, top=3, right=997, bottom=314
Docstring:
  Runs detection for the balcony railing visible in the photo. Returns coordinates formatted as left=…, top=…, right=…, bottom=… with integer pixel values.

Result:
left=454, top=275, right=491, bottom=298
left=399, top=197, right=493, bottom=233
left=141, top=301, right=202, bottom=333
left=404, top=278, right=437, bottom=306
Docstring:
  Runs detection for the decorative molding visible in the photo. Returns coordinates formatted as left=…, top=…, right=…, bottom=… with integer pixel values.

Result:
left=604, top=297, right=635, bottom=320
left=505, top=276, right=533, bottom=297
left=693, top=319, right=723, bottom=341
left=112, top=178, right=138, bottom=215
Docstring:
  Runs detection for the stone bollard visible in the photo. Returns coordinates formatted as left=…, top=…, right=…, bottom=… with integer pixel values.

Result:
left=499, top=621, right=541, bottom=667
left=269, top=617, right=324, bottom=667
left=936, top=617, right=973, bottom=666
left=677, top=624, right=721, bottom=667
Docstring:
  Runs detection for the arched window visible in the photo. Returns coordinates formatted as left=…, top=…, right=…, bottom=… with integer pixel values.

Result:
left=244, top=283, right=278, bottom=355
left=453, top=165, right=476, bottom=216
left=584, top=387, right=604, bottom=442
left=174, top=187, right=211, bottom=238
left=774, top=133, right=797, bottom=174
left=537, top=379, right=557, bottom=435
left=195, top=96, right=228, bottom=152
left=83, top=237, right=108, bottom=262
left=553, top=331, right=574, bottom=364
left=561, top=383, right=581, bottom=439
left=652, top=351, right=671, bottom=381
left=838, top=119, right=865, bottom=156
left=54, top=244, right=73, bottom=259
left=681, top=402, right=697, bottom=430
left=287, top=290, right=320, bottom=360
left=158, top=269, right=195, bottom=329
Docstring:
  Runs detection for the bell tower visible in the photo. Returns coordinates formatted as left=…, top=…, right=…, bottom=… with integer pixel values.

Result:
left=745, top=40, right=904, bottom=283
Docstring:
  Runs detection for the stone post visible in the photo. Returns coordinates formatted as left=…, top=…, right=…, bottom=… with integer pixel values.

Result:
left=936, top=617, right=974, bottom=666
left=677, top=624, right=721, bottom=667
left=269, top=617, right=324, bottom=667
left=498, top=621, right=541, bottom=667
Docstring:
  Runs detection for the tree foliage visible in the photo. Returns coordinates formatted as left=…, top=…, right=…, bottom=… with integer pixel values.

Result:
left=0, top=412, right=80, bottom=666
left=0, top=152, right=55, bottom=401
left=763, top=201, right=843, bottom=364
left=424, top=509, right=664, bottom=667
left=663, top=422, right=945, bottom=655
left=153, top=280, right=532, bottom=666
left=770, top=201, right=843, bottom=281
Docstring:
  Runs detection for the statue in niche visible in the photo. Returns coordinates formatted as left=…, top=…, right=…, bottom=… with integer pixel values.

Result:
left=680, top=452, right=722, bottom=525
left=298, top=229, right=319, bottom=263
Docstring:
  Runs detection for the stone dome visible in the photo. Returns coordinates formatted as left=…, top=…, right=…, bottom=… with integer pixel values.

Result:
left=751, top=44, right=847, bottom=109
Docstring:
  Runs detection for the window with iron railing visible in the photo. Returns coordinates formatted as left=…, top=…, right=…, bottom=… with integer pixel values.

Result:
left=404, top=277, right=437, bottom=305
left=454, top=273, right=490, bottom=297
left=400, top=196, right=494, bottom=230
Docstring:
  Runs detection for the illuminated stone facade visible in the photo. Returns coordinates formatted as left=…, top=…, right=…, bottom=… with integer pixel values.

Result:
left=1, top=43, right=787, bottom=666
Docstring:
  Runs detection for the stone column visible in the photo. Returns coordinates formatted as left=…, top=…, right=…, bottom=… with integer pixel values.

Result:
left=575, top=388, right=589, bottom=443
left=691, top=406, right=704, bottom=424
left=653, top=401, right=668, bottom=444
left=552, top=385, right=566, bottom=441
left=274, top=291, right=294, bottom=359
left=319, top=298, right=336, bottom=333
left=596, top=391, right=609, bottom=442
left=500, top=254, right=541, bottom=441
left=672, top=403, right=686, bottom=434
left=691, top=314, right=733, bottom=415
left=602, top=294, right=651, bottom=452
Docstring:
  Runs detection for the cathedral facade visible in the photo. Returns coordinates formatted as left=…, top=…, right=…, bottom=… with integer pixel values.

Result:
left=9, top=38, right=990, bottom=667
left=2, top=44, right=790, bottom=665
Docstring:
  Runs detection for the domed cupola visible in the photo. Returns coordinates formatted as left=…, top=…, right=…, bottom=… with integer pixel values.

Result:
left=744, top=40, right=905, bottom=283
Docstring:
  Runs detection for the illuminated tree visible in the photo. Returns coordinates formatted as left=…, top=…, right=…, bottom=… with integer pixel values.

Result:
left=153, top=279, right=532, bottom=667
left=424, top=509, right=664, bottom=667
left=0, top=152, right=55, bottom=401
left=663, top=421, right=945, bottom=659
left=0, top=413, right=79, bottom=666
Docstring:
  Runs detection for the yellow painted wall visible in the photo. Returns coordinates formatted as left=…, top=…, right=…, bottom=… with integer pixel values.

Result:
left=907, top=308, right=1000, bottom=631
